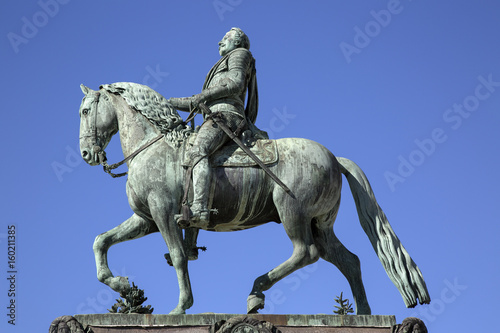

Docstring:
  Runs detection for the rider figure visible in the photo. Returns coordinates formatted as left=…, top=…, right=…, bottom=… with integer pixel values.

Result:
left=168, top=27, right=258, bottom=227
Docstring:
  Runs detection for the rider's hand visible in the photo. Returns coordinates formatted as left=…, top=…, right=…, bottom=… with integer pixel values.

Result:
left=190, top=94, right=204, bottom=110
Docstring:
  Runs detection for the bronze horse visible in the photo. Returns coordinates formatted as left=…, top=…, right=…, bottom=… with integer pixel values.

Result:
left=79, top=82, right=430, bottom=314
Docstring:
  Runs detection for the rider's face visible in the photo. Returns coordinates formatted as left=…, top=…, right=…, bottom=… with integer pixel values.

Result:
left=218, top=31, right=238, bottom=56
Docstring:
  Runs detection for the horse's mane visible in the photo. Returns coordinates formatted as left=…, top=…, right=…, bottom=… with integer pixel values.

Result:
left=100, top=82, right=192, bottom=143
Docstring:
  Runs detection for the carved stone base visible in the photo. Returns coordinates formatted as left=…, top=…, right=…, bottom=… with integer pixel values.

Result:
left=50, top=314, right=427, bottom=333
left=391, top=317, right=427, bottom=333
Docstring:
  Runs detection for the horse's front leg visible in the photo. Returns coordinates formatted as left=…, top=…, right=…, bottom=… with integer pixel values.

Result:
left=93, top=213, right=158, bottom=296
left=149, top=195, right=193, bottom=314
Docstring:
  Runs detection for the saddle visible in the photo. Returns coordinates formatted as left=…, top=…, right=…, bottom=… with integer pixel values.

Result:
left=181, top=134, right=279, bottom=168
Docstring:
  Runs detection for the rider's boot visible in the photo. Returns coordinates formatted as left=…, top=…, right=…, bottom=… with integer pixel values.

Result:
left=186, top=157, right=211, bottom=227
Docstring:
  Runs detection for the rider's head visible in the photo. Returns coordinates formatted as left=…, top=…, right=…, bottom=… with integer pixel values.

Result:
left=229, top=27, right=250, bottom=50
left=219, top=27, right=250, bottom=56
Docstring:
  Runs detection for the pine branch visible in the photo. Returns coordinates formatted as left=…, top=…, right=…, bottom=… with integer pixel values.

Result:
left=333, top=292, right=354, bottom=315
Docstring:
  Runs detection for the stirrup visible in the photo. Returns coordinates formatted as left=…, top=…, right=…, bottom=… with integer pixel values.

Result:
left=175, top=206, right=210, bottom=229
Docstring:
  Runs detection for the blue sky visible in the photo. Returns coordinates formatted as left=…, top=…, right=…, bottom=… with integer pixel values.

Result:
left=1, top=1, right=499, bottom=332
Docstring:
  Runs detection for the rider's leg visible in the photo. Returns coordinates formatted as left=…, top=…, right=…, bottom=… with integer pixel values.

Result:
left=180, top=113, right=245, bottom=227
left=185, top=118, right=226, bottom=225
left=190, top=155, right=211, bottom=223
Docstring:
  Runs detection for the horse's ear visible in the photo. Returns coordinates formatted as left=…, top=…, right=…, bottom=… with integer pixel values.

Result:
left=80, top=84, right=92, bottom=95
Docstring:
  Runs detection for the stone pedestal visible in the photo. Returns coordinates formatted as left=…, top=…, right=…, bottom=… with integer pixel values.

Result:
left=50, top=313, right=400, bottom=332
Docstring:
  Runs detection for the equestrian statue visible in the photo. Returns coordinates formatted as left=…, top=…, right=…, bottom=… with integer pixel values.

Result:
left=78, top=28, right=430, bottom=315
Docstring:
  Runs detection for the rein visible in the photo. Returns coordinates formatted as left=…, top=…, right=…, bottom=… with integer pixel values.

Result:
left=96, top=134, right=164, bottom=178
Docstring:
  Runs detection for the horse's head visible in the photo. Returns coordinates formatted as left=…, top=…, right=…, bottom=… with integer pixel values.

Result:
left=79, top=84, right=118, bottom=166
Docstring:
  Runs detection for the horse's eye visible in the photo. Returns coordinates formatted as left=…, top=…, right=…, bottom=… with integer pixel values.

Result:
left=82, top=109, right=89, bottom=116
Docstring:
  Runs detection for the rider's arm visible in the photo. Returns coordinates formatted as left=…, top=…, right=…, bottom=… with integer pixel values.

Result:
left=168, top=49, right=252, bottom=112
left=167, top=97, right=192, bottom=112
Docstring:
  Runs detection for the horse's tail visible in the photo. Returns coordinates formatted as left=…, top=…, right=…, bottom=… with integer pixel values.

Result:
left=336, top=156, right=431, bottom=307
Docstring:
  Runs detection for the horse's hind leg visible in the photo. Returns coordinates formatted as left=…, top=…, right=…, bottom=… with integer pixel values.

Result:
left=247, top=209, right=320, bottom=313
left=313, top=216, right=371, bottom=315
left=93, top=213, right=158, bottom=296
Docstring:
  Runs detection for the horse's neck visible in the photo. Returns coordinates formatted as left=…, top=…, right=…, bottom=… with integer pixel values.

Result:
left=112, top=95, right=160, bottom=158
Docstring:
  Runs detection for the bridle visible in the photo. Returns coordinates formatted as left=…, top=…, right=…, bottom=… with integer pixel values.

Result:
left=80, top=91, right=164, bottom=178
left=79, top=91, right=104, bottom=161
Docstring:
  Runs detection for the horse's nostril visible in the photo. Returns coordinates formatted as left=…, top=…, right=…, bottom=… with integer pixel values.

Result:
left=82, top=150, right=89, bottom=159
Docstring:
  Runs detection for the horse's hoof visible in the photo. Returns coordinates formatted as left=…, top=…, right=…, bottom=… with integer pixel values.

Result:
left=107, top=276, right=131, bottom=296
left=169, top=307, right=186, bottom=315
left=356, top=304, right=372, bottom=315
left=247, top=293, right=265, bottom=314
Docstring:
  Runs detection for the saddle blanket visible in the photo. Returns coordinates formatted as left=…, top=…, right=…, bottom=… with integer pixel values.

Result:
left=182, top=139, right=279, bottom=167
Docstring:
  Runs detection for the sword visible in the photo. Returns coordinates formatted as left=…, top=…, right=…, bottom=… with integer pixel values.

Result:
left=197, top=102, right=293, bottom=196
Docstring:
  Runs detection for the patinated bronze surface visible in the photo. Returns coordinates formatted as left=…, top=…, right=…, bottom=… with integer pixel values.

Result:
left=79, top=78, right=430, bottom=314
left=168, top=28, right=260, bottom=227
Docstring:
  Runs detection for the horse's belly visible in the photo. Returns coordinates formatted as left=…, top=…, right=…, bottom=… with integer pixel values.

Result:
left=207, top=166, right=278, bottom=231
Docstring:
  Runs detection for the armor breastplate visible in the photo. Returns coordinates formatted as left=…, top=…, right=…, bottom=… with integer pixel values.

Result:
left=203, top=49, right=251, bottom=116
